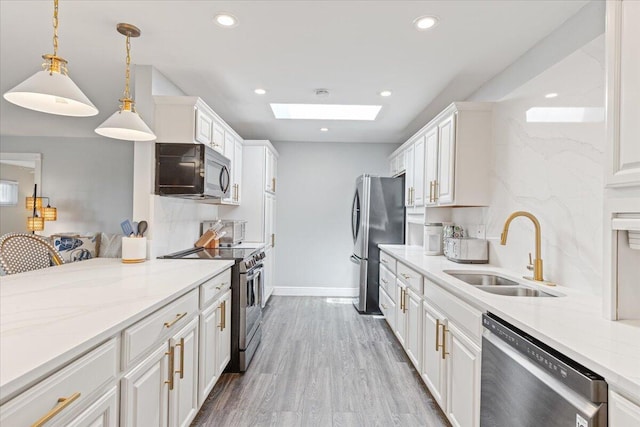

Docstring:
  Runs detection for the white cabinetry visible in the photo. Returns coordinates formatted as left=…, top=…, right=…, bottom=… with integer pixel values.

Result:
left=610, top=391, right=640, bottom=426
left=66, top=386, right=118, bottom=427
left=219, top=140, right=279, bottom=304
left=121, top=343, right=169, bottom=427
left=395, top=279, right=407, bottom=348
left=395, top=262, right=423, bottom=370
left=198, top=272, right=232, bottom=403
left=154, top=96, right=225, bottom=154
left=168, top=318, right=199, bottom=427
left=0, top=339, right=118, bottom=427
left=421, top=302, right=446, bottom=408
left=222, top=133, right=243, bottom=205
left=391, top=102, right=492, bottom=208
left=606, top=0, right=640, bottom=187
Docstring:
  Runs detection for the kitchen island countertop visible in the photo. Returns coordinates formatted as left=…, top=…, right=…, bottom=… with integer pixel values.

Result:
left=0, top=257, right=234, bottom=403
left=379, top=244, right=640, bottom=403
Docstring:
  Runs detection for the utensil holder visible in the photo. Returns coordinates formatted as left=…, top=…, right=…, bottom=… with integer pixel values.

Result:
left=122, top=237, right=147, bottom=263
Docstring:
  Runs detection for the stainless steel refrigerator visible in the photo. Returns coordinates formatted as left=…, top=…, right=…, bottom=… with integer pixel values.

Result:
left=350, top=174, right=405, bottom=313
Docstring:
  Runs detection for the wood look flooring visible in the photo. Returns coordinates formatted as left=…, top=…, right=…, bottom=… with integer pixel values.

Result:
left=191, top=296, right=450, bottom=427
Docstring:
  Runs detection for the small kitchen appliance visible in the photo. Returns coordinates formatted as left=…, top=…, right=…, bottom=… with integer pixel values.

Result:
left=424, top=223, right=444, bottom=255
left=444, top=237, right=489, bottom=264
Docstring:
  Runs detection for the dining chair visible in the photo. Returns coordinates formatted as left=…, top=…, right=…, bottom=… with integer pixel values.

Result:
left=0, top=233, right=64, bottom=275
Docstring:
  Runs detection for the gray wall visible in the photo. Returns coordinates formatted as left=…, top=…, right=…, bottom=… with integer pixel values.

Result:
left=272, top=141, right=397, bottom=296
left=0, top=164, right=33, bottom=235
left=0, top=136, right=133, bottom=235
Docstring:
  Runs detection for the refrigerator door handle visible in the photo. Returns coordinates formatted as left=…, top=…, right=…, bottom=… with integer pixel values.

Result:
left=351, top=191, right=360, bottom=243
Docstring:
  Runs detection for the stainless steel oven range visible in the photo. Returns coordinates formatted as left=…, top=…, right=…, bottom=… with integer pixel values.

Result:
left=159, top=245, right=265, bottom=372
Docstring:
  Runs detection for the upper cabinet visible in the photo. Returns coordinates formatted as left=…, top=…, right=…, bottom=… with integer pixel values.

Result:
left=154, top=96, right=244, bottom=205
left=265, top=148, right=277, bottom=194
left=391, top=102, right=492, bottom=208
left=606, top=0, right=640, bottom=188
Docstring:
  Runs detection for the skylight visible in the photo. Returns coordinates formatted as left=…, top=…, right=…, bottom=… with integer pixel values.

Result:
left=270, top=103, right=382, bottom=121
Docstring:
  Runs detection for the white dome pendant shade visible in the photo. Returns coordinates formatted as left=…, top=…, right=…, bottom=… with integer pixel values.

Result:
left=95, top=103, right=156, bottom=141
left=3, top=0, right=98, bottom=117
left=95, top=23, right=156, bottom=142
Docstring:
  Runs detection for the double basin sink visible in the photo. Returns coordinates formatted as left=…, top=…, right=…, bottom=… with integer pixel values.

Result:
left=445, top=272, right=559, bottom=297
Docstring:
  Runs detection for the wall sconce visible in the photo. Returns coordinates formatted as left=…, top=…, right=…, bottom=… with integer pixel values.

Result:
left=26, top=184, right=57, bottom=233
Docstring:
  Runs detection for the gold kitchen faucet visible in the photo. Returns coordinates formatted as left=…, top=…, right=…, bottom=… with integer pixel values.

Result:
left=500, top=211, right=551, bottom=284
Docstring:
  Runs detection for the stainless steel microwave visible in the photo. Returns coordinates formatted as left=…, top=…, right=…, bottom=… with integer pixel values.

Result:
left=155, top=143, right=231, bottom=200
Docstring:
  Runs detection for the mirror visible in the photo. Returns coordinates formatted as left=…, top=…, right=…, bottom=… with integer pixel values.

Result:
left=0, top=153, right=42, bottom=235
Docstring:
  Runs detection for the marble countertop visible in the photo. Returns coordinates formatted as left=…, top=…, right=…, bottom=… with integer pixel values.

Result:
left=379, top=244, right=640, bottom=402
left=0, top=258, right=234, bottom=403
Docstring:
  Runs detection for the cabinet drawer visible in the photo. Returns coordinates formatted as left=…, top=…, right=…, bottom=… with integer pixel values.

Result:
left=379, top=265, right=395, bottom=299
left=379, top=287, right=396, bottom=332
left=397, top=262, right=423, bottom=293
left=0, top=339, right=118, bottom=427
left=379, top=251, right=396, bottom=274
left=200, top=269, right=232, bottom=309
left=423, top=279, right=482, bottom=344
left=122, top=289, right=198, bottom=368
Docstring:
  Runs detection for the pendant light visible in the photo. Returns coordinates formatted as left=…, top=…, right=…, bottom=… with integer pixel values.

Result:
left=3, top=0, right=98, bottom=117
left=95, top=23, right=156, bottom=141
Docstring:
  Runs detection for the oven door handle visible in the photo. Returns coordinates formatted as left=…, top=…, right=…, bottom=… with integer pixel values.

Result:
left=246, top=266, right=263, bottom=282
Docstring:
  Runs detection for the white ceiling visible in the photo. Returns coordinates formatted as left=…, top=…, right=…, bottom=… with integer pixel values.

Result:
left=0, top=0, right=589, bottom=144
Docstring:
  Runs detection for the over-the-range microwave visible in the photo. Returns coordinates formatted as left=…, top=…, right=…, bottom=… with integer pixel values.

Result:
left=155, top=142, right=231, bottom=200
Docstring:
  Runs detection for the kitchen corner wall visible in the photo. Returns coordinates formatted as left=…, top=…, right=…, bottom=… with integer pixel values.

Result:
left=452, top=35, right=605, bottom=295
left=272, top=141, right=397, bottom=296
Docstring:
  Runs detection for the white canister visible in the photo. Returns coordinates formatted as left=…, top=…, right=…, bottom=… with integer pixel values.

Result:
left=424, top=223, right=443, bottom=256
left=122, top=237, right=147, bottom=263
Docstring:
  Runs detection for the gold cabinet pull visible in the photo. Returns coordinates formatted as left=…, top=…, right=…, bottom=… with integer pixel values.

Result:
left=381, top=303, right=387, bottom=310
left=429, top=181, right=434, bottom=203
left=165, top=346, right=175, bottom=390
left=400, top=273, right=411, bottom=280
left=175, top=338, right=185, bottom=379
left=31, top=392, right=81, bottom=427
left=433, top=181, right=439, bottom=201
left=435, top=319, right=441, bottom=351
left=441, top=324, right=449, bottom=360
left=272, top=177, right=276, bottom=192
left=218, top=300, right=226, bottom=331
left=399, top=288, right=405, bottom=311
left=381, top=278, right=388, bottom=284
left=164, top=312, right=187, bottom=328
left=380, top=258, right=388, bottom=264
left=271, top=233, right=275, bottom=248
left=403, top=289, right=408, bottom=313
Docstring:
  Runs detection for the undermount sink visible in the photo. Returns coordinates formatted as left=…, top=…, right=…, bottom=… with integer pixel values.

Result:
left=444, top=271, right=558, bottom=298
left=446, top=272, right=519, bottom=287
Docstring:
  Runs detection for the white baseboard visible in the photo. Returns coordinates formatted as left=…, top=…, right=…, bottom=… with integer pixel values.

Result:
left=272, top=286, right=358, bottom=297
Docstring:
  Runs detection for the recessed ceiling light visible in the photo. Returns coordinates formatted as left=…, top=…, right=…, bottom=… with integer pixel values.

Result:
left=545, top=92, right=558, bottom=98
left=270, top=103, right=382, bottom=121
left=320, top=127, right=329, bottom=132
left=254, top=88, right=266, bottom=95
left=379, top=90, right=392, bottom=97
left=214, top=13, right=238, bottom=28
left=414, top=15, right=439, bottom=31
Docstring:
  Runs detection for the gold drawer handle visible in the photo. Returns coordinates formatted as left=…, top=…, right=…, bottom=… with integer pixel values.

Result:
left=380, top=258, right=388, bottom=264
left=215, top=281, right=229, bottom=291
left=441, top=324, right=449, bottom=360
left=381, top=278, right=388, bottom=284
left=435, top=319, right=442, bottom=351
left=218, top=300, right=226, bottom=331
left=165, top=346, right=175, bottom=390
left=164, top=312, right=187, bottom=328
left=32, top=392, right=81, bottom=427
left=401, top=273, right=411, bottom=280
left=381, top=303, right=387, bottom=310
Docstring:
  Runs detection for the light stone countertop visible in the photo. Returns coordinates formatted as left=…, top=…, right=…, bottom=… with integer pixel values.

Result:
left=0, top=257, right=234, bottom=403
left=379, top=244, right=640, bottom=403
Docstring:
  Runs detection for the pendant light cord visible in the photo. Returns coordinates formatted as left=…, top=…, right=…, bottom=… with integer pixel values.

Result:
left=124, top=33, right=131, bottom=101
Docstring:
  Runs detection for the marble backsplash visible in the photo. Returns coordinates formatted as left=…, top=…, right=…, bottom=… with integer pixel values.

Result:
left=451, top=35, right=605, bottom=295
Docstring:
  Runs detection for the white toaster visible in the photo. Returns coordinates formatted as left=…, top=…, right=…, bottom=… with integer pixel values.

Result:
left=444, top=238, right=489, bottom=264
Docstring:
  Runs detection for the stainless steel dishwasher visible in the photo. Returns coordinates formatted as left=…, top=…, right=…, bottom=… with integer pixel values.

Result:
left=480, top=313, right=608, bottom=427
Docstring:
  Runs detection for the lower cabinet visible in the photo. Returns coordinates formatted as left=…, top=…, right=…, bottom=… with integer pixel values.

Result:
left=610, top=391, right=640, bottom=426
left=395, top=280, right=407, bottom=347
left=122, top=317, right=200, bottom=427
left=421, top=301, right=446, bottom=408
left=379, top=286, right=396, bottom=331
left=121, top=343, right=169, bottom=427
left=66, top=386, right=119, bottom=427
left=198, top=289, right=232, bottom=404
left=445, top=322, right=481, bottom=427
left=405, top=288, right=423, bottom=370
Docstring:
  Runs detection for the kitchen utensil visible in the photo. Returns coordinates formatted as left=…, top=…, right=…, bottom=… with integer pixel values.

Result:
left=120, top=219, right=135, bottom=236
left=137, top=220, right=148, bottom=237
left=132, top=221, right=139, bottom=237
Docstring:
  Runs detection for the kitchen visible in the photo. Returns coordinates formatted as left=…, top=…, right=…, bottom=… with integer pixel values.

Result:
left=0, top=1, right=639, bottom=426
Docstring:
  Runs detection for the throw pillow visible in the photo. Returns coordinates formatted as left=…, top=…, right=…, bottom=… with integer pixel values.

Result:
left=99, top=232, right=122, bottom=258
left=51, top=234, right=98, bottom=263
